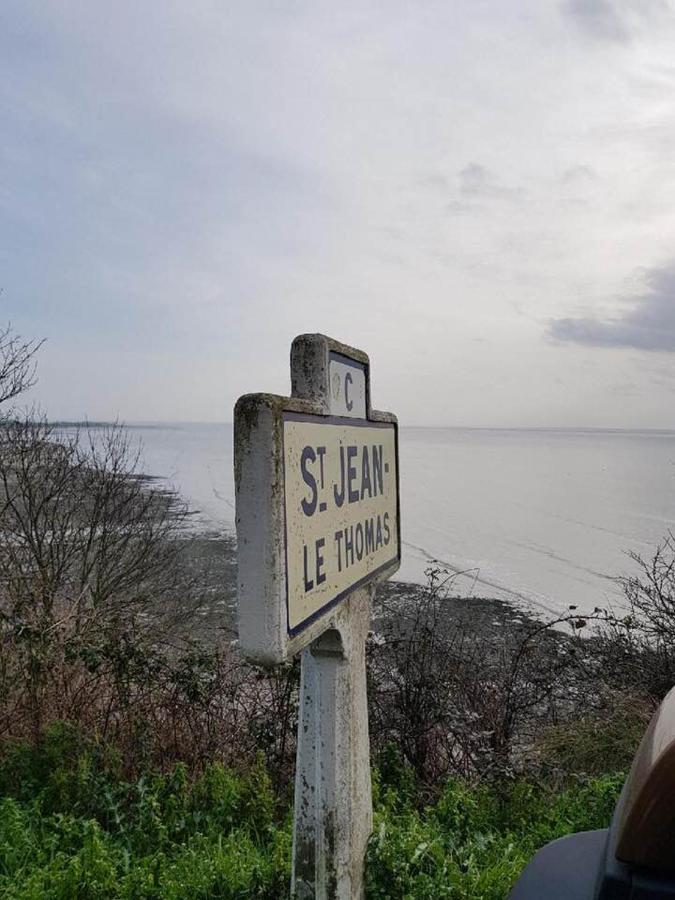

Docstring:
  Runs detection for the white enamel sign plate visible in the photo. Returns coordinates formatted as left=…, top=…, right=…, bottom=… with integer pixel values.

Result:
left=283, top=412, right=399, bottom=635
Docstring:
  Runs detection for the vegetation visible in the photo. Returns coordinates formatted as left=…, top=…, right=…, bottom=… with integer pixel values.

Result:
left=366, top=765, right=623, bottom=899
left=0, top=724, right=290, bottom=899
left=0, top=325, right=672, bottom=897
left=0, top=725, right=624, bottom=900
left=593, top=533, right=675, bottom=704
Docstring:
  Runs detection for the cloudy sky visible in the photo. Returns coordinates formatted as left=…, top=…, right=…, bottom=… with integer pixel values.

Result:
left=2, top=0, right=675, bottom=426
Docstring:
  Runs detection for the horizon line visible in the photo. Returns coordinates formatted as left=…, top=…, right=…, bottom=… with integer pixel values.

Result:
left=44, top=419, right=675, bottom=435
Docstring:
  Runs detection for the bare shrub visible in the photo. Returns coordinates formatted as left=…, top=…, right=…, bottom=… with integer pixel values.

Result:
left=367, top=568, right=592, bottom=786
left=593, top=533, right=675, bottom=705
left=0, top=323, right=43, bottom=411
left=534, top=690, right=653, bottom=783
left=0, top=414, right=305, bottom=786
left=0, top=417, right=195, bottom=741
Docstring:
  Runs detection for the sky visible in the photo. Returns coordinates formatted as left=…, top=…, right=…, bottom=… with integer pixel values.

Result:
left=2, top=0, right=675, bottom=427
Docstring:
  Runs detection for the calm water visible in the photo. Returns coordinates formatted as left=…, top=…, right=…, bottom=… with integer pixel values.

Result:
left=129, top=423, right=675, bottom=617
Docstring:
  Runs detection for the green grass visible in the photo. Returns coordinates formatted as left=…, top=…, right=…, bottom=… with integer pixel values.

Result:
left=0, top=725, right=624, bottom=899
left=366, top=771, right=623, bottom=899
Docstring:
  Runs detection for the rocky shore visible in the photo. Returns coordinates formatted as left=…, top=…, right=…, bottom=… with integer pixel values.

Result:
left=178, top=532, right=547, bottom=647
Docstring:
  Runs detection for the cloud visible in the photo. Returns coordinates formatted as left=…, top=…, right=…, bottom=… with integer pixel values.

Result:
left=549, top=262, right=675, bottom=352
left=562, top=0, right=629, bottom=42
left=417, top=164, right=523, bottom=216
left=420, top=164, right=521, bottom=204
left=561, top=164, right=598, bottom=184
left=458, top=163, right=520, bottom=200
left=419, top=173, right=450, bottom=191
left=561, top=0, right=670, bottom=43
left=4, top=0, right=675, bottom=426
left=459, top=163, right=494, bottom=196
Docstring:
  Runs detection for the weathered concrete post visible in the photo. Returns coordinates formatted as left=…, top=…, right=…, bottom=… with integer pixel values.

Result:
left=234, top=334, right=400, bottom=899
left=292, top=587, right=373, bottom=898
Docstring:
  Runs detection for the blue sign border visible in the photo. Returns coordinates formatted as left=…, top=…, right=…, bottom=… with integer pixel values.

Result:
left=282, top=411, right=400, bottom=637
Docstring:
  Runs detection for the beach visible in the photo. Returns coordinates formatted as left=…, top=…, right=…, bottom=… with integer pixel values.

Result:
left=180, top=531, right=548, bottom=650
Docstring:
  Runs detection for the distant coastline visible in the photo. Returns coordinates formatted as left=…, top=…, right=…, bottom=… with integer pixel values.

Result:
left=45, top=420, right=675, bottom=435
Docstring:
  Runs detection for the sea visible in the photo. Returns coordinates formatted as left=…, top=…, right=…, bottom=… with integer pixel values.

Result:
left=126, top=423, right=675, bottom=618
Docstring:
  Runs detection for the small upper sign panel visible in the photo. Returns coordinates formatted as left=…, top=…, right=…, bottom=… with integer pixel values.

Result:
left=329, top=352, right=367, bottom=419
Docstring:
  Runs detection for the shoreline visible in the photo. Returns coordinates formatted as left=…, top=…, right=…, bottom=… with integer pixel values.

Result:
left=179, top=532, right=547, bottom=646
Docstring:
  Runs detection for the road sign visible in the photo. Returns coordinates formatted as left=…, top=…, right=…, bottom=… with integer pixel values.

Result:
left=234, top=333, right=400, bottom=898
left=235, top=334, right=400, bottom=665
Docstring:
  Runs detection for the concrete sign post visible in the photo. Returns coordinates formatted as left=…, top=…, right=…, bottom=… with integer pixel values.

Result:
left=234, top=334, right=400, bottom=899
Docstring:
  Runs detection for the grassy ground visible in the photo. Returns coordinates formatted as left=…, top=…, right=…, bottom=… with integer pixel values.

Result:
left=0, top=724, right=624, bottom=899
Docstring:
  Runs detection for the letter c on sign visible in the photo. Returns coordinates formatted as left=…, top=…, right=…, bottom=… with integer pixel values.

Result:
left=345, top=372, right=353, bottom=412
